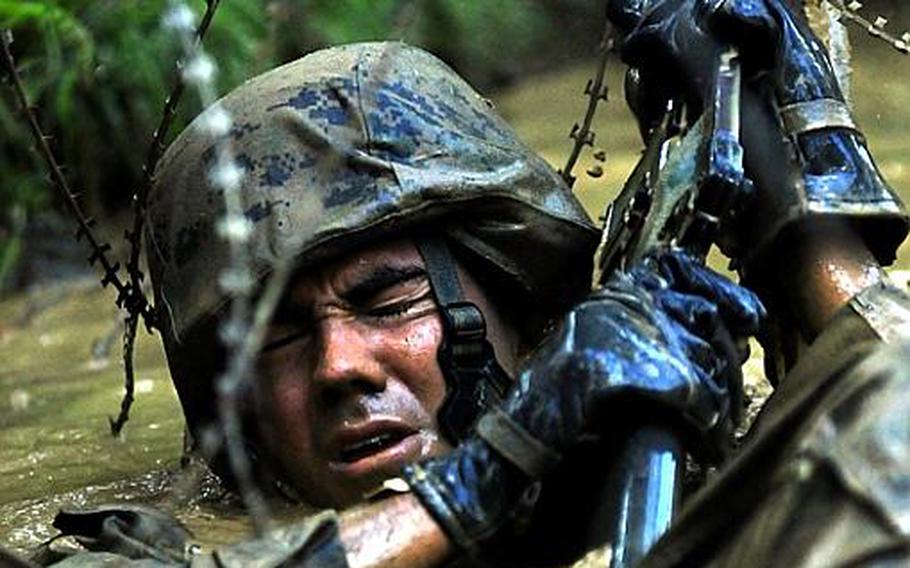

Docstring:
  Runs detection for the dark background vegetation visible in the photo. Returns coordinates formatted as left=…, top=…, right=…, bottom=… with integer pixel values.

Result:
left=0, top=0, right=605, bottom=290
left=0, top=0, right=908, bottom=291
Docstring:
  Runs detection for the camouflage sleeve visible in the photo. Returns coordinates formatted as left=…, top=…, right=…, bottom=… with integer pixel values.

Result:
left=637, top=283, right=910, bottom=567
left=41, top=507, right=348, bottom=568
left=191, top=510, right=348, bottom=568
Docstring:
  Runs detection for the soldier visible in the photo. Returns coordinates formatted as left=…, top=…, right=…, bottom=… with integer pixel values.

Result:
left=127, top=38, right=760, bottom=567
left=34, top=0, right=910, bottom=566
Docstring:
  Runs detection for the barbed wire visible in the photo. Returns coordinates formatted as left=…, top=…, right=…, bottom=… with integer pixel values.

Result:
left=1, top=2, right=223, bottom=437
left=560, top=19, right=613, bottom=189
left=110, top=0, right=224, bottom=437
left=162, top=0, right=276, bottom=535
left=0, top=30, right=152, bottom=325
left=827, top=0, right=910, bottom=55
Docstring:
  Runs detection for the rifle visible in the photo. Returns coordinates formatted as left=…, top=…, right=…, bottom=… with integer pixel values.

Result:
left=591, top=46, right=748, bottom=567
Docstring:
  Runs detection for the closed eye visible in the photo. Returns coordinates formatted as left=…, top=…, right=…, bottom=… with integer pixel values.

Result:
left=262, top=327, right=311, bottom=353
left=261, top=300, right=313, bottom=353
left=364, top=293, right=433, bottom=321
left=261, top=264, right=432, bottom=352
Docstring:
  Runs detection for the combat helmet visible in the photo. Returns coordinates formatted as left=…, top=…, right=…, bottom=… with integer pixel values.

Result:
left=147, top=41, right=599, bottom=450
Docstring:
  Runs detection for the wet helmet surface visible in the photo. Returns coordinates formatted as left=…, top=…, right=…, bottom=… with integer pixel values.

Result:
left=147, top=41, right=599, bottom=430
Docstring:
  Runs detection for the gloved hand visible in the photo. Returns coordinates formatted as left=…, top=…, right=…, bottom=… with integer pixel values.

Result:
left=607, top=0, right=907, bottom=275
left=403, top=249, right=764, bottom=565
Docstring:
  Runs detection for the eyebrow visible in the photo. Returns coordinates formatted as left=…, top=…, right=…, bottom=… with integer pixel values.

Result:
left=341, top=264, right=427, bottom=305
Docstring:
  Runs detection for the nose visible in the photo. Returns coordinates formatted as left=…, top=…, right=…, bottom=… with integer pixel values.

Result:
left=311, top=317, right=387, bottom=403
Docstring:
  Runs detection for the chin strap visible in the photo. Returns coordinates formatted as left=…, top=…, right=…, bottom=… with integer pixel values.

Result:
left=416, top=237, right=512, bottom=444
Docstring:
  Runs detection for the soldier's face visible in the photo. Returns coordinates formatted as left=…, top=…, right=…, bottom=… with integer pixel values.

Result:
left=256, top=239, right=519, bottom=507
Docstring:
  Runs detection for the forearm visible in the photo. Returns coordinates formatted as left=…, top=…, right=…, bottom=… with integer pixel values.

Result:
left=340, top=494, right=454, bottom=568
left=192, top=494, right=453, bottom=568
left=762, top=217, right=885, bottom=339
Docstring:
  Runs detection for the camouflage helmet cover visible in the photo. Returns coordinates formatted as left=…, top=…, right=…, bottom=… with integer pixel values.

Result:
left=147, top=41, right=599, bottom=346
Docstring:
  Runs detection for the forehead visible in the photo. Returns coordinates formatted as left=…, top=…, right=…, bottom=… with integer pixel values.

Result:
left=289, top=239, right=425, bottom=297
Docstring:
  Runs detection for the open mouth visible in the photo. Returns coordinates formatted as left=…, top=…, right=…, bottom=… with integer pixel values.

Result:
left=338, top=430, right=410, bottom=464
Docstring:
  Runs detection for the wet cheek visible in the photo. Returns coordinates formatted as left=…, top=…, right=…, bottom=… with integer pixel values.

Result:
left=391, top=318, right=447, bottom=414
left=255, top=372, right=328, bottom=496
left=402, top=318, right=442, bottom=353
left=263, top=378, right=311, bottom=448
left=269, top=378, right=305, bottom=411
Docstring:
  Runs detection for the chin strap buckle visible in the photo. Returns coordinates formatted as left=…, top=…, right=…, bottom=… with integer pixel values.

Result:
left=443, top=302, right=487, bottom=360
left=416, top=236, right=513, bottom=443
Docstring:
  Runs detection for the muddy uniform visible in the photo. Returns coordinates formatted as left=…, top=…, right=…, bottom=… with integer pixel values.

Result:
left=641, top=283, right=910, bottom=567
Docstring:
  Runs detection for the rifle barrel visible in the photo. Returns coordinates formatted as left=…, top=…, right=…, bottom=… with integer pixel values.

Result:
left=604, top=427, right=684, bottom=567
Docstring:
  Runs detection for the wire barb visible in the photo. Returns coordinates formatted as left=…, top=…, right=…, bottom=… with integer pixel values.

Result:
left=162, top=0, right=272, bottom=534
left=111, top=0, right=223, bottom=438
left=560, top=19, right=613, bottom=188
left=827, top=0, right=910, bottom=55
left=0, top=28, right=153, bottom=330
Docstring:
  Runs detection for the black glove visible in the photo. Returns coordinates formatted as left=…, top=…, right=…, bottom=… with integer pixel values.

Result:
left=403, top=249, right=764, bottom=565
left=607, top=0, right=907, bottom=274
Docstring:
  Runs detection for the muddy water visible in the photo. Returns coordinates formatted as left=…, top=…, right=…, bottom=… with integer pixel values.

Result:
left=0, top=279, right=186, bottom=552
left=0, top=279, right=289, bottom=555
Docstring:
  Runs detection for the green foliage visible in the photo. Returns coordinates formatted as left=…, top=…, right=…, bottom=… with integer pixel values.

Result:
left=0, top=1, right=271, bottom=220
left=0, top=205, right=24, bottom=289
left=295, top=0, right=557, bottom=86
left=0, top=0, right=601, bottom=290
